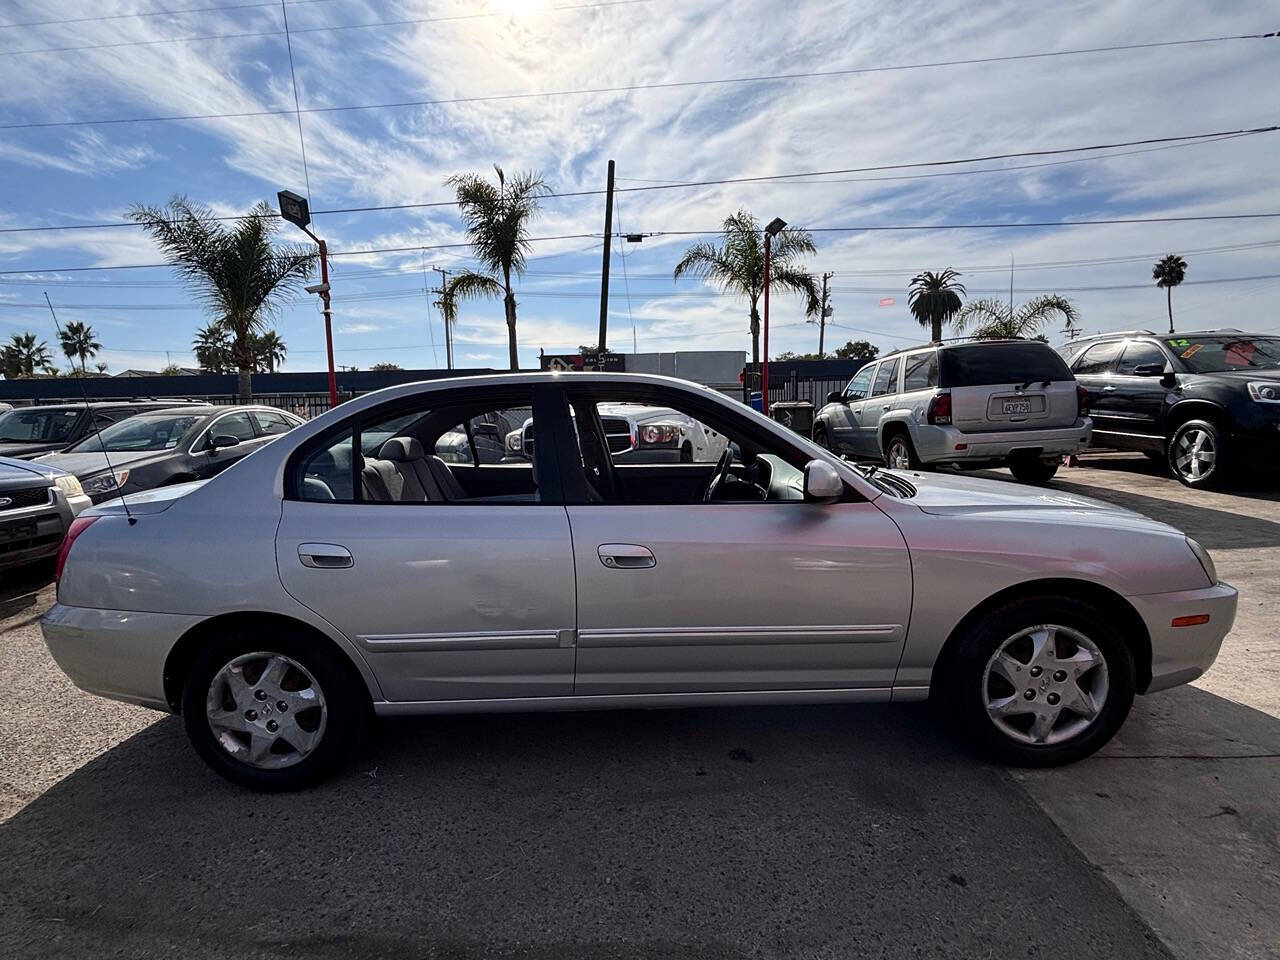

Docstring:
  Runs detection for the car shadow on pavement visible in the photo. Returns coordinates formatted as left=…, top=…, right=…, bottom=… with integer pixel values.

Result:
left=0, top=702, right=1171, bottom=960
left=1069, top=455, right=1280, bottom=501
left=0, top=562, right=52, bottom=621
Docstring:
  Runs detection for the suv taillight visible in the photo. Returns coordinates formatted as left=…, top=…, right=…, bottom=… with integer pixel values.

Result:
left=56, top=516, right=98, bottom=590
left=927, top=392, right=952, bottom=425
left=1077, top=384, right=1089, bottom=419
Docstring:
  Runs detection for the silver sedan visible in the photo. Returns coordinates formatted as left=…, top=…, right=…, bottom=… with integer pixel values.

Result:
left=42, top=373, right=1236, bottom=790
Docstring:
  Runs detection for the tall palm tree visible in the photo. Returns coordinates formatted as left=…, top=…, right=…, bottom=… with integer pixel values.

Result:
left=254, top=329, right=288, bottom=372
left=57, top=320, right=102, bottom=373
left=445, top=166, right=548, bottom=370
left=673, top=210, right=820, bottom=367
left=907, top=269, right=966, bottom=342
left=955, top=294, right=1080, bottom=340
left=1152, top=254, right=1187, bottom=335
left=2, top=332, right=53, bottom=378
left=129, top=196, right=316, bottom=402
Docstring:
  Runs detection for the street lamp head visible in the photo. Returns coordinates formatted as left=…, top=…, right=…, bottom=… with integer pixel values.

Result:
left=277, top=189, right=311, bottom=229
left=765, top=217, right=787, bottom=237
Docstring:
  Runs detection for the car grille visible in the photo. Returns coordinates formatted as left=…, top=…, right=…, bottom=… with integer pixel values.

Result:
left=601, top=417, right=633, bottom=453
left=0, top=485, right=51, bottom=511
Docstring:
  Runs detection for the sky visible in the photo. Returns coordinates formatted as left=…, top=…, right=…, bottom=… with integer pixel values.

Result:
left=0, top=0, right=1277, bottom=375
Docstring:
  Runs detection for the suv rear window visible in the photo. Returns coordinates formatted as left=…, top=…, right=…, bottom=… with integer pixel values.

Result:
left=940, top=342, right=1072, bottom=387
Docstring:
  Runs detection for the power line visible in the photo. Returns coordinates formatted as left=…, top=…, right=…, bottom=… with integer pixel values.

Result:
left=0, top=0, right=337, bottom=30
left=2, top=31, right=1273, bottom=125
left=0, top=0, right=652, bottom=57
left=4, top=124, right=1276, bottom=234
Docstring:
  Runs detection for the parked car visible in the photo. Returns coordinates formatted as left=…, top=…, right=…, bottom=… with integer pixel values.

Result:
left=505, top=402, right=729, bottom=464
left=1059, top=330, right=1280, bottom=488
left=0, top=455, right=91, bottom=571
left=43, top=372, right=1235, bottom=790
left=36, top=405, right=304, bottom=503
left=812, top=340, right=1092, bottom=484
left=0, top=399, right=203, bottom=460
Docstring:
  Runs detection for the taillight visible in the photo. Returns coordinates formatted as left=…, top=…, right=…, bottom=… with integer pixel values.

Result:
left=927, top=392, right=952, bottom=425
left=1077, top=384, right=1089, bottom=418
left=56, top=515, right=98, bottom=590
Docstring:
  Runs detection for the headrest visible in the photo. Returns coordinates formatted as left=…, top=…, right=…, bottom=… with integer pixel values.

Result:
left=378, top=436, right=425, bottom=462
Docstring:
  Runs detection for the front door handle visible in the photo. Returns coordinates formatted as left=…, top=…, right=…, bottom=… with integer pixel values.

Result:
left=298, top=543, right=353, bottom=569
left=598, top=543, right=656, bottom=569
left=1102, top=385, right=1117, bottom=392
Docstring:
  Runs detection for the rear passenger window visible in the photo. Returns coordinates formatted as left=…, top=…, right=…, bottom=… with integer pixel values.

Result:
left=1072, top=341, right=1123, bottom=376
left=1116, top=341, right=1168, bottom=375
left=901, top=352, right=938, bottom=392
left=871, top=358, right=900, bottom=397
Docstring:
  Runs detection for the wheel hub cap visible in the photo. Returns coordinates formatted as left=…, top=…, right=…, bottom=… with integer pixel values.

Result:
left=981, top=624, right=1109, bottom=746
left=205, top=652, right=327, bottom=769
left=1174, top=428, right=1215, bottom=480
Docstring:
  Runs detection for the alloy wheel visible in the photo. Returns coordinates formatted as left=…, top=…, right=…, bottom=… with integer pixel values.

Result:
left=981, top=624, right=1109, bottom=746
left=205, top=652, right=328, bottom=769
left=1173, top=427, right=1216, bottom=482
left=887, top=439, right=912, bottom=470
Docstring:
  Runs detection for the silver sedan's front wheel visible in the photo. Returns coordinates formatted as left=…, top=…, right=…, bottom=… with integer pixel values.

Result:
left=205, top=652, right=328, bottom=769
left=943, top=597, right=1135, bottom=766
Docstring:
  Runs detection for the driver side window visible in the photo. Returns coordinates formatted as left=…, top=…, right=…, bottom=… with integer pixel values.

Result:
left=844, top=365, right=875, bottom=401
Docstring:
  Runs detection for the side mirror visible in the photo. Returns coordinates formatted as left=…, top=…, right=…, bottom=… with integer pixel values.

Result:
left=826, top=391, right=846, bottom=405
left=1132, top=363, right=1165, bottom=377
left=1160, top=371, right=1178, bottom=389
left=209, top=434, right=240, bottom=450
left=804, top=459, right=843, bottom=501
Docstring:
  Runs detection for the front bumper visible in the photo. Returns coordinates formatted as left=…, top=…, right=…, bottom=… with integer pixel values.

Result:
left=0, top=488, right=81, bottom=570
left=1130, top=580, right=1238, bottom=692
left=41, top=603, right=202, bottom=711
left=914, top=419, right=1092, bottom=464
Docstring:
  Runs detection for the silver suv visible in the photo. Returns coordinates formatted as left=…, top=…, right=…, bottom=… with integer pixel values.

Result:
left=813, top=340, right=1092, bottom=484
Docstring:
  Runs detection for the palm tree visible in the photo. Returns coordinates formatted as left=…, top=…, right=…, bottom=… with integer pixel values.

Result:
left=435, top=271, right=503, bottom=359
left=57, top=320, right=102, bottom=373
left=673, top=210, right=821, bottom=368
left=907, top=269, right=966, bottom=342
left=1153, top=254, right=1187, bottom=335
left=445, top=166, right=549, bottom=370
left=129, top=196, right=316, bottom=402
left=254, top=329, right=288, bottom=372
left=955, top=294, right=1080, bottom=340
left=95, top=362, right=109, bottom=375
left=2, top=332, right=53, bottom=378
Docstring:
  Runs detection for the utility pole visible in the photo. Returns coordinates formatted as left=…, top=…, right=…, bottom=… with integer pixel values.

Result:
left=816, top=272, right=833, bottom=356
left=1009, top=254, right=1015, bottom=317
left=431, top=266, right=454, bottom=370
left=597, top=159, right=615, bottom=353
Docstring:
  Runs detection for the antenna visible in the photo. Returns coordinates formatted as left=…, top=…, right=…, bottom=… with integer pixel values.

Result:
left=43, top=292, right=136, bottom=526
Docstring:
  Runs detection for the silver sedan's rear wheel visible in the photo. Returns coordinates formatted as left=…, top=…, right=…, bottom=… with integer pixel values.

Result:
left=942, top=597, right=1135, bottom=766
left=205, top=652, right=328, bottom=770
left=182, top=628, right=367, bottom=791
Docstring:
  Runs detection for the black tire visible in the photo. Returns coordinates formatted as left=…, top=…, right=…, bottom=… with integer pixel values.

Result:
left=181, top=626, right=368, bottom=791
left=883, top=431, right=920, bottom=470
left=940, top=596, right=1135, bottom=767
left=812, top=423, right=831, bottom=450
left=1167, top=418, right=1224, bottom=489
left=1008, top=455, right=1060, bottom=484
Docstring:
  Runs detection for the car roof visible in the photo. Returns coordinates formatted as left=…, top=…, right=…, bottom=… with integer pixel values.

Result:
left=876, top=339, right=1058, bottom=361
left=1067, top=328, right=1265, bottom=345
left=5, top=399, right=202, bottom=412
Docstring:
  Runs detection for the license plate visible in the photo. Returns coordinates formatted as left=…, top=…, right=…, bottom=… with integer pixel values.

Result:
left=1002, top=399, right=1032, bottom=415
left=0, top=519, right=37, bottom=543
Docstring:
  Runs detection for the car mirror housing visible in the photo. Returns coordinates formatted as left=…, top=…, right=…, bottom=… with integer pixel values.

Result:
left=1160, top=371, right=1178, bottom=388
left=209, top=434, right=240, bottom=450
left=826, top=390, right=846, bottom=405
left=804, top=459, right=843, bottom=500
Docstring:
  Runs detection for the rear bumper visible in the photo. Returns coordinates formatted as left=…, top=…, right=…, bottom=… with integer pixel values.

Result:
left=913, top=419, right=1093, bottom=463
left=1130, top=580, right=1237, bottom=693
left=40, top=603, right=201, bottom=711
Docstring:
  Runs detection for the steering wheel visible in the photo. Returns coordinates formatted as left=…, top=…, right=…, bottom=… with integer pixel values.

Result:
left=702, top=446, right=735, bottom=502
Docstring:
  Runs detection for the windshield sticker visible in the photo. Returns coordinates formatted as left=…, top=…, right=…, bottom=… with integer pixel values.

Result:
left=1168, top=338, right=1190, bottom=348
left=1179, top=343, right=1203, bottom=359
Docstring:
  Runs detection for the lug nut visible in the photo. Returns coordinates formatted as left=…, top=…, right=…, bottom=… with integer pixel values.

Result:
left=1047, top=693, right=1061, bottom=706
left=266, top=720, right=279, bottom=733
left=1029, top=666, right=1043, bottom=678
left=277, top=701, right=288, bottom=712
left=254, top=689, right=267, bottom=701
left=244, top=709, right=258, bottom=721
left=1023, top=689, right=1036, bottom=700
left=1053, top=670, right=1067, bottom=682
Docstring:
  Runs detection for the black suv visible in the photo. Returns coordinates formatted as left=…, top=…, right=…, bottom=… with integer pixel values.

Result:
left=1059, top=329, right=1280, bottom=488
left=0, top=400, right=202, bottom=460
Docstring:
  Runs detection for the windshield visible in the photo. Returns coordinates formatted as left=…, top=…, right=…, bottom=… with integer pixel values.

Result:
left=1166, top=336, right=1280, bottom=373
left=68, top=412, right=205, bottom=452
left=0, top=407, right=82, bottom=444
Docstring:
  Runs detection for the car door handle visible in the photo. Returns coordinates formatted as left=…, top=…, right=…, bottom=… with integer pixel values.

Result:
left=298, top=543, right=353, bottom=569
left=598, top=543, right=656, bottom=569
left=1102, top=385, right=1117, bottom=392
left=881, top=404, right=891, bottom=411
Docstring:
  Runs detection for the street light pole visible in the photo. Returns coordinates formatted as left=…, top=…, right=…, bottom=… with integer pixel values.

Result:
left=277, top=190, right=337, bottom=408
left=761, top=217, right=787, bottom=417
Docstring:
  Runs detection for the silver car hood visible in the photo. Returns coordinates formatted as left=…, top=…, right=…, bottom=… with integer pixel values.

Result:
left=890, top=468, right=1141, bottom=519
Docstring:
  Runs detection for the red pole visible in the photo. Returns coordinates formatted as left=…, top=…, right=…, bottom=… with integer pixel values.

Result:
left=762, top=232, right=772, bottom=417
left=317, top=238, right=337, bottom=408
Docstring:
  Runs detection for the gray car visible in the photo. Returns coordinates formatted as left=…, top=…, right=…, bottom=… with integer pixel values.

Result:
left=0, top=455, right=91, bottom=570
left=813, top=340, right=1092, bottom=484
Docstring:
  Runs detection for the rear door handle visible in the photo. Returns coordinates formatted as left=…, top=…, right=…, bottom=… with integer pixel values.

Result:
left=298, top=543, right=353, bottom=569
left=598, top=543, right=656, bottom=569
left=1102, top=385, right=1117, bottom=393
